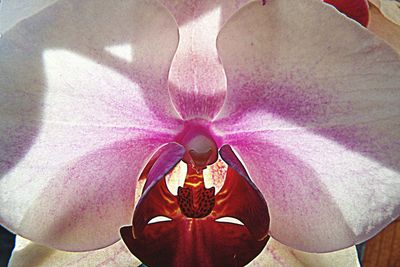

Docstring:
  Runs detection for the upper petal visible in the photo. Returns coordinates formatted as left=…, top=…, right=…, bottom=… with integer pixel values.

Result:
left=0, top=0, right=182, bottom=251
left=213, top=0, right=400, bottom=252
left=161, top=0, right=259, bottom=120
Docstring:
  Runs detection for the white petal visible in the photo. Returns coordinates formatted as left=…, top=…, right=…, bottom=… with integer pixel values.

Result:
left=248, top=238, right=360, bottom=267
left=214, top=0, right=400, bottom=251
left=8, top=236, right=140, bottom=267
left=0, top=0, right=181, bottom=251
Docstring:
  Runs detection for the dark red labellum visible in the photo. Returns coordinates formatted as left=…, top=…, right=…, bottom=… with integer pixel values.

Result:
left=121, top=144, right=270, bottom=267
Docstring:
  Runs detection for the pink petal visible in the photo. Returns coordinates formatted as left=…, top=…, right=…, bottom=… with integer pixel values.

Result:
left=213, top=0, right=400, bottom=252
left=161, top=0, right=257, bottom=120
left=0, top=0, right=183, bottom=251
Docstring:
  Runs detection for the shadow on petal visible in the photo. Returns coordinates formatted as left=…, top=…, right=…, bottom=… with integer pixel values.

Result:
left=9, top=236, right=141, bottom=267
left=0, top=30, right=45, bottom=179
left=18, top=137, right=170, bottom=251
left=215, top=0, right=400, bottom=173
left=225, top=137, right=356, bottom=252
left=1, top=0, right=185, bottom=251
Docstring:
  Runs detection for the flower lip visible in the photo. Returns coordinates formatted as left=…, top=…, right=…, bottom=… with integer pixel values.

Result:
left=121, top=143, right=270, bottom=266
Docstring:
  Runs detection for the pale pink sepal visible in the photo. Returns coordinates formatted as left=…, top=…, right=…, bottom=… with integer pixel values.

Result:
left=214, top=0, right=400, bottom=252
left=0, top=0, right=183, bottom=251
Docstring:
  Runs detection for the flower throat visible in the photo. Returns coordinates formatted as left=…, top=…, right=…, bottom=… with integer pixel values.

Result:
left=178, top=129, right=218, bottom=218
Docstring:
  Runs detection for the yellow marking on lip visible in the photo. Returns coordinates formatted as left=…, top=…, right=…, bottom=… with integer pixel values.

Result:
left=184, top=181, right=203, bottom=187
left=163, top=196, right=177, bottom=204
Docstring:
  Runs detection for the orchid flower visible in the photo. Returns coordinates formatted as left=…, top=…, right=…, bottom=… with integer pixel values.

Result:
left=0, top=0, right=400, bottom=266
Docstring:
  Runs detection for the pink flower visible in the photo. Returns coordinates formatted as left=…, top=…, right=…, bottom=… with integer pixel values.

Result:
left=0, top=0, right=399, bottom=265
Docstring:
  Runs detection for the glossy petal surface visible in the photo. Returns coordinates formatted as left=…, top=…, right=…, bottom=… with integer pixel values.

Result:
left=0, top=0, right=182, bottom=251
left=121, top=149, right=269, bottom=266
left=214, top=0, right=400, bottom=252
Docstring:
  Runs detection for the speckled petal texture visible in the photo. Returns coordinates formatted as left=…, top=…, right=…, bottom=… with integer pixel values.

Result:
left=214, top=0, right=400, bottom=252
left=0, top=0, right=182, bottom=251
left=8, top=236, right=359, bottom=267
